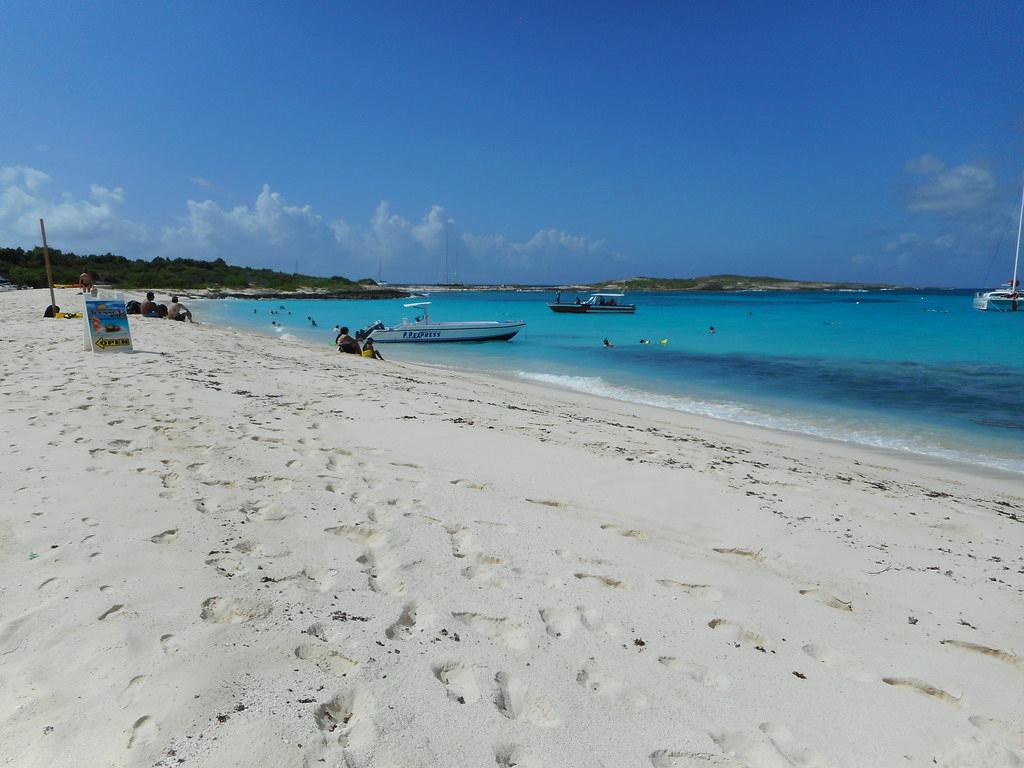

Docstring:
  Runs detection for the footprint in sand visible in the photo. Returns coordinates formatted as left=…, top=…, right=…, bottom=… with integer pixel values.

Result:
left=462, top=555, right=509, bottom=588
left=160, top=634, right=180, bottom=654
left=289, top=566, right=338, bottom=593
left=578, top=606, right=621, bottom=636
left=314, top=688, right=375, bottom=759
left=555, top=549, right=611, bottom=566
left=127, top=715, right=158, bottom=748
left=241, top=500, right=288, bottom=522
left=325, top=453, right=353, bottom=473
left=452, top=612, right=529, bottom=651
left=574, top=573, right=626, bottom=589
left=358, top=547, right=407, bottom=595
left=577, top=660, right=623, bottom=697
left=801, top=644, right=876, bottom=683
left=200, top=596, right=272, bottom=624
left=495, top=744, right=543, bottom=768
left=539, top=607, right=577, bottom=639
left=98, top=604, right=126, bottom=621
left=941, top=639, right=1024, bottom=671
left=969, top=715, right=1024, bottom=749
left=434, top=662, right=482, bottom=704
left=451, top=478, right=488, bottom=490
left=881, top=676, right=960, bottom=705
left=205, top=555, right=248, bottom=577
left=799, top=588, right=853, bottom=612
left=577, top=661, right=648, bottom=708
left=657, top=580, right=724, bottom=602
left=234, top=540, right=291, bottom=559
left=386, top=601, right=435, bottom=640
left=494, top=671, right=560, bottom=727
left=712, top=547, right=764, bottom=563
left=650, top=752, right=741, bottom=767
left=82, top=517, right=99, bottom=527
left=325, top=523, right=391, bottom=548
left=658, top=657, right=731, bottom=691
left=758, top=722, right=833, bottom=768
left=445, top=524, right=476, bottom=559
left=296, top=644, right=359, bottom=675
left=149, top=529, right=178, bottom=544
left=600, top=523, right=646, bottom=539
left=125, top=674, right=146, bottom=693
left=707, top=618, right=769, bottom=647
left=525, top=498, right=566, bottom=508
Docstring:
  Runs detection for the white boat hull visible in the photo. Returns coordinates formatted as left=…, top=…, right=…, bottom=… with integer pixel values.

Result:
left=369, top=320, right=525, bottom=343
left=974, top=291, right=1021, bottom=311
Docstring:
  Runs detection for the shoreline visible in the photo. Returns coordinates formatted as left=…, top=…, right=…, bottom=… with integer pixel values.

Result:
left=193, top=292, right=1024, bottom=482
left=3, top=287, right=1023, bottom=767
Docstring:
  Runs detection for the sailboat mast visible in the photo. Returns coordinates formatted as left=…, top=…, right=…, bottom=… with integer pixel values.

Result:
left=1013, top=182, right=1024, bottom=295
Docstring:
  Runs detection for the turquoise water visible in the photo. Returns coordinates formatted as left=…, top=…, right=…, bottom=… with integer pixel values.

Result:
left=199, top=290, right=1024, bottom=474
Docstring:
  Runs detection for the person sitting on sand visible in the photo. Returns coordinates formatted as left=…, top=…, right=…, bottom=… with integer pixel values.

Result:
left=140, top=291, right=157, bottom=316
left=336, top=327, right=361, bottom=354
left=168, top=296, right=193, bottom=323
left=361, top=338, right=384, bottom=360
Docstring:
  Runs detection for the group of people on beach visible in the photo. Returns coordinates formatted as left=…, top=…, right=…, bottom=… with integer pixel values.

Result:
left=335, top=326, right=383, bottom=359
left=128, top=291, right=193, bottom=322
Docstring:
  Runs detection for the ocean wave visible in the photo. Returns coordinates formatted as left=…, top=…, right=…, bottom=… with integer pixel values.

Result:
left=516, top=371, right=1024, bottom=474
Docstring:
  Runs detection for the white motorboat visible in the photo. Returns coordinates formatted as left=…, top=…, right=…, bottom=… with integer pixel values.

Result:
left=974, top=182, right=1022, bottom=312
left=366, top=302, right=525, bottom=343
left=548, top=292, right=636, bottom=314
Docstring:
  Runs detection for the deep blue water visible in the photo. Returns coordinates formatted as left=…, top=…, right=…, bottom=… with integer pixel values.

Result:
left=198, top=290, right=1024, bottom=473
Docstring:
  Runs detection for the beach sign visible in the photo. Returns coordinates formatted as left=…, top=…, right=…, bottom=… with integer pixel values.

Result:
left=84, top=297, right=133, bottom=353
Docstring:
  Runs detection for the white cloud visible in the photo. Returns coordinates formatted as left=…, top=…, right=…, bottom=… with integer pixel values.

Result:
left=903, top=154, right=946, bottom=175
left=0, top=165, right=147, bottom=249
left=1, top=166, right=613, bottom=282
left=904, top=162, right=997, bottom=213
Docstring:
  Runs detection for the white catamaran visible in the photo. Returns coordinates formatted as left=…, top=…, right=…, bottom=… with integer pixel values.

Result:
left=974, top=182, right=1022, bottom=312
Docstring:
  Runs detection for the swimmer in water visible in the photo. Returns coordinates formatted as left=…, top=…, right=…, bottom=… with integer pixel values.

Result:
left=603, top=338, right=614, bottom=348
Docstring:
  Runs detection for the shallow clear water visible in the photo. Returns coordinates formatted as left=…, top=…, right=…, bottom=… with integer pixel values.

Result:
left=199, top=290, right=1024, bottom=474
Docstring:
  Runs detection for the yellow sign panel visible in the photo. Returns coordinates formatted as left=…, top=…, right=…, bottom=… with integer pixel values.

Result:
left=94, top=337, right=132, bottom=350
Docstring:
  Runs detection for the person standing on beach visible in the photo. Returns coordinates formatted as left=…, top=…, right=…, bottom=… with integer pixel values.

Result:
left=79, top=272, right=93, bottom=293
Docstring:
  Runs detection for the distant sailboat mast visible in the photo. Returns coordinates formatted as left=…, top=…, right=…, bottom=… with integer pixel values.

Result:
left=1012, top=182, right=1023, bottom=298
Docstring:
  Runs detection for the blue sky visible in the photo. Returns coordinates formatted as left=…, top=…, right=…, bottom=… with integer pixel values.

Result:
left=2, top=1, right=1023, bottom=286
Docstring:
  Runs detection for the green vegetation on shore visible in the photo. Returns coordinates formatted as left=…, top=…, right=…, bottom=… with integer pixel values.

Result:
left=593, top=275, right=897, bottom=291
left=0, top=247, right=369, bottom=291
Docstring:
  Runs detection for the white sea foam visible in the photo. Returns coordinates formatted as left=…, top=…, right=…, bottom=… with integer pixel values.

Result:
left=516, top=371, right=1024, bottom=474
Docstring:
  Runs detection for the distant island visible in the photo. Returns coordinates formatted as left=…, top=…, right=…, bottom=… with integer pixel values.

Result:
left=1, top=246, right=896, bottom=296
left=589, top=275, right=898, bottom=292
left=0, top=246, right=407, bottom=299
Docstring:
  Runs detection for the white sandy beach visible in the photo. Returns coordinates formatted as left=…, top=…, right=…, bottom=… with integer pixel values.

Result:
left=1, top=287, right=1022, bottom=768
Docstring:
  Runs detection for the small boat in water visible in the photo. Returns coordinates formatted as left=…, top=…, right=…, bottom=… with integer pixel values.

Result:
left=366, top=302, right=525, bottom=343
left=548, top=292, right=636, bottom=314
left=974, top=182, right=1022, bottom=312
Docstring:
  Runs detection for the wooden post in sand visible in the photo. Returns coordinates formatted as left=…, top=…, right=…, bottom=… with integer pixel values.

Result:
left=40, top=218, right=57, bottom=314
